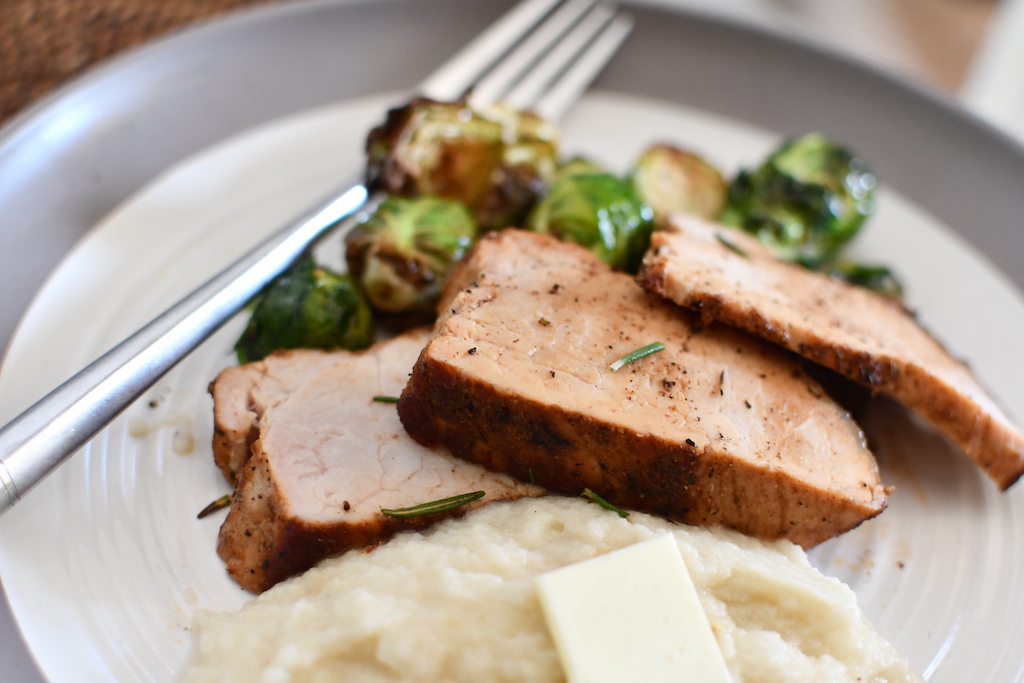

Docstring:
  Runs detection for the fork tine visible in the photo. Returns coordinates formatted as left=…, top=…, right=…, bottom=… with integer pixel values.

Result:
left=466, top=0, right=602, bottom=107
left=531, top=11, right=633, bottom=120
left=420, top=0, right=565, bottom=102
left=499, top=1, right=618, bottom=112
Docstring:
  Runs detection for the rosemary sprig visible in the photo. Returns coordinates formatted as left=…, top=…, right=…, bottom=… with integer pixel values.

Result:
left=380, top=491, right=485, bottom=518
left=197, top=494, right=232, bottom=519
left=609, top=341, right=665, bottom=371
left=582, top=488, right=629, bottom=518
left=372, top=395, right=399, bottom=403
left=715, top=232, right=750, bottom=258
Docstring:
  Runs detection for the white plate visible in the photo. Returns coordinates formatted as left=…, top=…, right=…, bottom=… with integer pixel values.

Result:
left=1, top=88, right=1024, bottom=681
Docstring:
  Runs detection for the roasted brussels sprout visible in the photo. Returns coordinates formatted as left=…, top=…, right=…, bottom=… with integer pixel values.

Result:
left=366, top=98, right=505, bottom=210
left=554, top=156, right=606, bottom=181
left=235, top=256, right=373, bottom=364
left=345, top=195, right=477, bottom=318
left=527, top=172, right=654, bottom=273
left=720, top=133, right=876, bottom=266
left=630, top=144, right=727, bottom=222
left=365, top=99, right=558, bottom=231
left=475, top=105, right=559, bottom=229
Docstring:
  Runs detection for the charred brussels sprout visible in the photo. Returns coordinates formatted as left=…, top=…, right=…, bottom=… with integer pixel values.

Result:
left=630, top=144, right=727, bottom=222
left=720, top=133, right=876, bottom=266
left=365, top=99, right=558, bottom=231
left=527, top=172, right=654, bottom=273
left=366, top=98, right=505, bottom=211
left=235, top=256, right=373, bottom=364
left=345, top=196, right=477, bottom=318
left=475, top=105, right=559, bottom=230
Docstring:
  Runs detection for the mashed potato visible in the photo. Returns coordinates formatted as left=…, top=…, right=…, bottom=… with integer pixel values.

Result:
left=183, top=497, right=919, bottom=683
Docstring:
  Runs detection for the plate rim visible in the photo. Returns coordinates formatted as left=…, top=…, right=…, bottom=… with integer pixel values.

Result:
left=3, top=1, right=1024, bottom=681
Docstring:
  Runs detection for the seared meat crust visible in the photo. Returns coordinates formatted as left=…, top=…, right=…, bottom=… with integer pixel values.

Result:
left=399, top=229, right=889, bottom=548
left=638, top=216, right=1024, bottom=490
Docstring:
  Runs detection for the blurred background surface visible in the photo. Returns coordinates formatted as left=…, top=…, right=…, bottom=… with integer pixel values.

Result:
left=0, top=0, right=1013, bottom=129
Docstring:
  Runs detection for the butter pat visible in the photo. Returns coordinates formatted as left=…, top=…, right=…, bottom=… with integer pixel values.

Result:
left=535, top=533, right=731, bottom=683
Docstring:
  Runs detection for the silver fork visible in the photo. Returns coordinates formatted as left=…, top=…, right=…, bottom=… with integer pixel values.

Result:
left=0, top=0, right=633, bottom=516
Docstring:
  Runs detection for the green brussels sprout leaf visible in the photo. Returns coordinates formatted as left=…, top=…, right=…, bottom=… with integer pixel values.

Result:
left=554, top=156, right=606, bottom=181
left=630, top=144, right=727, bottom=222
left=527, top=172, right=655, bottom=273
left=720, top=133, right=876, bottom=266
left=235, top=256, right=374, bottom=364
left=821, top=260, right=904, bottom=298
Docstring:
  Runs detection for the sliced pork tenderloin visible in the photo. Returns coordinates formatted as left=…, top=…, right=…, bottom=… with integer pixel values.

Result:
left=637, top=216, right=1024, bottom=490
left=398, top=229, right=889, bottom=548
left=210, top=348, right=342, bottom=483
left=217, top=328, right=543, bottom=593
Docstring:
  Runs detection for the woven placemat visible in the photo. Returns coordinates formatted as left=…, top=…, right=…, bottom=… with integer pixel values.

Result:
left=0, top=0, right=279, bottom=127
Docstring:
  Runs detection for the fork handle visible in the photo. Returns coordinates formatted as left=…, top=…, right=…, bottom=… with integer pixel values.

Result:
left=0, top=182, right=371, bottom=516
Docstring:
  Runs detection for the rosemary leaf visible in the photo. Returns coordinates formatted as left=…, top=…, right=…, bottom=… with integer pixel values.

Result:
left=610, top=341, right=665, bottom=371
left=715, top=232, right=750, bottom=258
left=380, top=491, right=485, bottom=518
left=582, top=488, right=629, bottom=518
left=197, top=494, right=232, bottom=519
left=372, top=395, right=400, bottom=403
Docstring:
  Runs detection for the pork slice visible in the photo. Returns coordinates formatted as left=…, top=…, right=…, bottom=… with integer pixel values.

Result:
left=638, top=216, right=1024, bottom=490
left=209, top=348, right=341, bottom=483
left=398, top=229, right=888, bottom=548
left=217, top=328, right=543, bottom=593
